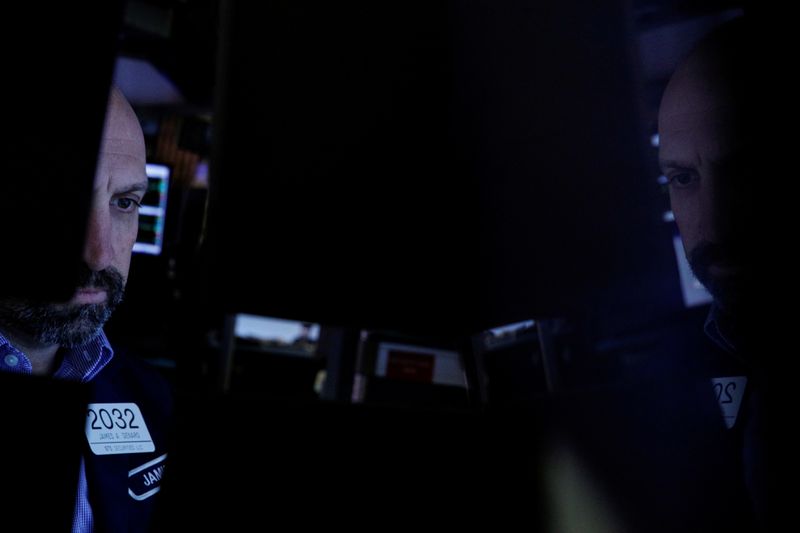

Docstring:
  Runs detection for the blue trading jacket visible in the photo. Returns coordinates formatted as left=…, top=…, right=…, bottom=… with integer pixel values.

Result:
left=84, top=353, right=173, bottom=533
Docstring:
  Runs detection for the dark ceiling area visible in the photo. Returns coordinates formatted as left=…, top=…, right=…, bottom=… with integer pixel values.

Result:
left=632, top=0, right=746, bottom=29
left=117, top=0, right=220, bottom=111
left=113, top=0, right=745, bottom=114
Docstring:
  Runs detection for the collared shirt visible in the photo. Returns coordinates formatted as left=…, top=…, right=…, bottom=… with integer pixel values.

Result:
left=704, top=302, right=738, bottom=355
left=0, top=329, right=113, bottom=382
left=0, top=329, right=114, bottom=533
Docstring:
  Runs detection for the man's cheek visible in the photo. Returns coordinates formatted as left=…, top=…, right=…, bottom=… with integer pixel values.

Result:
left=117, top=222, right=139, bottom=251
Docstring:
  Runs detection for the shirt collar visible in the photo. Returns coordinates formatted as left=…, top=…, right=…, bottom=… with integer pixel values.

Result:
left=704, top=302, right=738, bottom=355
left=0, top=329, right=113, bottom=383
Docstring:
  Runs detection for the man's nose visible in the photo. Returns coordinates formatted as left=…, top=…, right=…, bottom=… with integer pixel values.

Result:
left=82, top=207, right=113, bottom=272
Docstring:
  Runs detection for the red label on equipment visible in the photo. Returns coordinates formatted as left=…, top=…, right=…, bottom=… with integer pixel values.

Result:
left=385, top=351, right=435, bottom=383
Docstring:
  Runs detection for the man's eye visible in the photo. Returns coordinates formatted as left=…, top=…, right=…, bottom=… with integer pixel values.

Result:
left=114, top=198, right=141, bottom=212
left=668, top=172, right=698, bottom=188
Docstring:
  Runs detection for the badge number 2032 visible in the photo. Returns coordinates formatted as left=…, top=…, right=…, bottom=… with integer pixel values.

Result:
left=85, top=403, right=156, bottom=455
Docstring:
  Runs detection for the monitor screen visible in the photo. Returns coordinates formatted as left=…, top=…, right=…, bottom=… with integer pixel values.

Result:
left=234, top=314, right=321, bottom=358
left=374, top=341, right=465, bottom=387
left=133, top=163, right=170, bottom=255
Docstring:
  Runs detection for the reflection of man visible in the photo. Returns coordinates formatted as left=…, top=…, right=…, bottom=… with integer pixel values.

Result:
left=658, top=17, right=767, bottom=528
left=0, top=86, right=171, bottom=533
left=658, top=17, right=748, bottom=352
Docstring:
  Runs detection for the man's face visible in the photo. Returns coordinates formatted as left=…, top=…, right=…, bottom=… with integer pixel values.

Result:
left=0, top=88, right=147, bottom=347
left=83, top=88, right=149, bottom=292
left=658, top=66, right=747, bottom=312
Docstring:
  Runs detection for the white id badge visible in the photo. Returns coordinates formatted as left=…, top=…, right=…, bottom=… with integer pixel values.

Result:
left=85, top=403, right=156, bottom=455
left=710, top=376, right=747, bottom=429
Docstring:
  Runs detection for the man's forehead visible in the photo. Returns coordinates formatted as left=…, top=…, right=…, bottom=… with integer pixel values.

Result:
left=96, top=143, right=147, bottom=186
left=659, top=103, right=739, bottom=141
left=102, top=90, right=146, bottom=155
left=659, top=117, right=739, bottom=170
left=660, top=70, right=741, bottom=128
left=99, top=137, right=146, bottom=160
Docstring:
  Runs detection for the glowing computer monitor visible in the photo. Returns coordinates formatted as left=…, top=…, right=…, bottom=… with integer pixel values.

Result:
left=233, top=314, right=321, bottom=358
left=133, top=163, right=170, bottom=255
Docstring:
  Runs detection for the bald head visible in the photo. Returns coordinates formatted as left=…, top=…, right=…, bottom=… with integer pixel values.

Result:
left=658, top=18, right=748, bottom=313
left=101, top=85, right=147, bottom=165
left=659, top=18, right=745, bottom=134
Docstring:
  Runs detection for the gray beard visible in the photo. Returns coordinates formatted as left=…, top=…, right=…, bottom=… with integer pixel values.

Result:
left=0, top=299, right=119, bottom=348
left=0, top=266, right=125, bottom=348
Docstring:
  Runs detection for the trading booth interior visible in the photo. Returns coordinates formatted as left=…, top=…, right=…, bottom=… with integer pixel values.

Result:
left=3, top=0, right=757, bottom=531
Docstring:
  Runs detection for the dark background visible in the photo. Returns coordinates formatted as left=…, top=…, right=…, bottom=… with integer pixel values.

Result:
left=1, top=3, right=125, bottom=302
left=0, top=0, right=751, bottom=412
left=3, top=2, right=760, bottom=530
left=112, top=0, right=745, bottom=389
left=207, top=0, right=662, bottom=336
left=0, top=0, right=748, bottom=397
